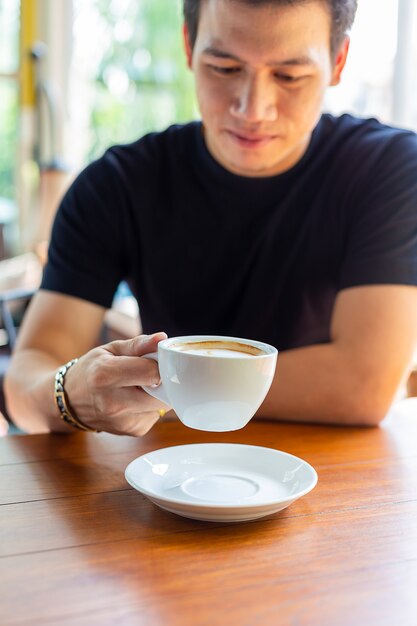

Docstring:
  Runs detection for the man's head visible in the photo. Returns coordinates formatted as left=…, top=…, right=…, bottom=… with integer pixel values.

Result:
left=183, top=0, right=354, bottom=177
left=184, top=0, right=358, bottom=60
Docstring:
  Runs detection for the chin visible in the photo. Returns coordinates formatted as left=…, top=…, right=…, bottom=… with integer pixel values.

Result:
left=228, top=155, right=280, bottom=177
left=210, top=133, right=285, bottom=176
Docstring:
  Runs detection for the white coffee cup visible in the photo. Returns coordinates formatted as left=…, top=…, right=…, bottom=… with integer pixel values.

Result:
left=142, top=335, right=278, bottom=432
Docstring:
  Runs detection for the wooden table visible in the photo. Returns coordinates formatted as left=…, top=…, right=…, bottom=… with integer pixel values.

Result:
left=1, top=401, right=417, bottom=626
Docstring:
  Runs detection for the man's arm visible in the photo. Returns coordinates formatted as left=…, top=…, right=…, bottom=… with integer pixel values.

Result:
left=258, top=285, right=417, bottom=426
left=4, top=290, right=168, bottom=435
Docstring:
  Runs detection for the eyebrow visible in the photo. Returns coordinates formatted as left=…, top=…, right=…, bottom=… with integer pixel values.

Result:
left=202, top=46, right=315, bottom=67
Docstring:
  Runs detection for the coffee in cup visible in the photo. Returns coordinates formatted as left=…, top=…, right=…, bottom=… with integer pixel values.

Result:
left=169, top=339, right=266, bottom=358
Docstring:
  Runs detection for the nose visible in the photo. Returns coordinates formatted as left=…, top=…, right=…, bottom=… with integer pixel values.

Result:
left=230, top=75, right=278, bottom=123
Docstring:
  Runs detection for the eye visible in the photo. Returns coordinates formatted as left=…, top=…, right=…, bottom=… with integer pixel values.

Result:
left=208, top=65, right=241, bottom=75
left=275, top=73, right=305, bottom=83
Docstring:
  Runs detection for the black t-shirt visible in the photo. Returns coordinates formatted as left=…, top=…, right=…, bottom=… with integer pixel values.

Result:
left=42, top=114, right=417, bottom=350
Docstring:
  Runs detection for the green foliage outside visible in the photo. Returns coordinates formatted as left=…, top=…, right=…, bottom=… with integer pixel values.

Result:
left=0, top=0, right=197, bottom=202
left=0, top=82, right=18, bottom=201
left=0, top=0, right=20, bottom=201
left=84, top=0, right=198, bottom=161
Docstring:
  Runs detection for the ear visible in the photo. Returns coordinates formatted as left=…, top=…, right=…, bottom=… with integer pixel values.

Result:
left=183, top=23, right=193, bottom=69
left=330, top=36, right=350, bottom=86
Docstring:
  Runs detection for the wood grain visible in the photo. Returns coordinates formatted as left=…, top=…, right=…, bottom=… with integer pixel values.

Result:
left=1, top=409, right=416, bottom=626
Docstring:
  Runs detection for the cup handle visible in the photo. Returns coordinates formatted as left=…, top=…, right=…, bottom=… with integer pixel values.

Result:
left=142, top=352, right=171, bottom=406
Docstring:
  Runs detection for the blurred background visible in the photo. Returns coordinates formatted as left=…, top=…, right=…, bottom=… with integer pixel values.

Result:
left=0, top=0, right=416, bottom=262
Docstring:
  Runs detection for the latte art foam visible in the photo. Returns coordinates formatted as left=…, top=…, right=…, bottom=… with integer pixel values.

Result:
left=179, top=348, right=253, bottom=358
left=169, top=340, right=265, bottom=357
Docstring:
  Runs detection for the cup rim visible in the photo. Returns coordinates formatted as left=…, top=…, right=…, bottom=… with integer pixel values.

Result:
left=158, top=335, right=278, bottom=358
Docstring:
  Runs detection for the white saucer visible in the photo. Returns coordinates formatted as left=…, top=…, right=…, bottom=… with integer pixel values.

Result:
left=125, top=443, right=318, bottom=522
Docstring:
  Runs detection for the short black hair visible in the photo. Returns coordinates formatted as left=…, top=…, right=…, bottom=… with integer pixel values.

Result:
left=183, top=0, right=358, bottom=59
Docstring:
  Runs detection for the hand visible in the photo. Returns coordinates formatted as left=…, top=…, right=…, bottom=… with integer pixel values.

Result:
left=0, top=412, right=9, bottom=437
left=64, top=332, right=170, bottom=436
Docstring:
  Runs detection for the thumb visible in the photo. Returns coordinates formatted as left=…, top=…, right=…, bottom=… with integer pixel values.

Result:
left=107, top=332, right=168, bottom=357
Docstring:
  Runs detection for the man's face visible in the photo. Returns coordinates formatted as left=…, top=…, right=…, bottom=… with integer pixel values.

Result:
left=184, top=0, right=348, bottom=177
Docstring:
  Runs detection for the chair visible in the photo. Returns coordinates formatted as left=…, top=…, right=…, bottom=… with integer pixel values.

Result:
left=0, top=287, right=36, bottom=421
left=0, top=253, right=42, bottom=424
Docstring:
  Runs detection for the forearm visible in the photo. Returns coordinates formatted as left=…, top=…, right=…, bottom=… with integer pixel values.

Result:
left=5, top=333, right=169, bottom=437
left=258, top=342, right=398, bottom=426
left=4, top=349, right=73, bottom=434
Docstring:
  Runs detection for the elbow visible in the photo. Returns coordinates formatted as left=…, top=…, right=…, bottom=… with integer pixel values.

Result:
left=4, top=362, right=66, bottom=435
left=3, top=369, right=41, bottom=434
left=4, top=370, right=15, bottom=419
left=3, top=370, right=24, bottom=431
left=344, top=408, right=386, bottom=428
left=337, top=388, right=394, bottom=428
left=329, top=359, right=404, bottom=427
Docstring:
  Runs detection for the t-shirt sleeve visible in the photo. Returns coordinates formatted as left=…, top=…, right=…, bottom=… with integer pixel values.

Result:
left=340, top=131, right=417, bottom=289
left=41, top=151, right=129, bottom=308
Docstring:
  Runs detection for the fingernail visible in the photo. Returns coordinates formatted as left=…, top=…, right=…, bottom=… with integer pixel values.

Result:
left=150, top=381, right=161, bottom=389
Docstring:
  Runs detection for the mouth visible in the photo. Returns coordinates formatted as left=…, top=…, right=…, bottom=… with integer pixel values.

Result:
left=225, top=129, right=278, bottom=149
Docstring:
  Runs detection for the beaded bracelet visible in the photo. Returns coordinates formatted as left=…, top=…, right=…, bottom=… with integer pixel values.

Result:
left=54, top=359, right=99, bottom=433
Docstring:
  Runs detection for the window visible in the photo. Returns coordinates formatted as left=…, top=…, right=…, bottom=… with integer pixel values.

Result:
left=0, top=0, right=20, bottom=257
left=0, top=0, right=20, bottom=202
left=69, top=0, right=196, bottom=166
left=325, top=0, right=417, bottom=129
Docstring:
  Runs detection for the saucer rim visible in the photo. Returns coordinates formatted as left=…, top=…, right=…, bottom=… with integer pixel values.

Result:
left=125, top=443, right=318, bottom=511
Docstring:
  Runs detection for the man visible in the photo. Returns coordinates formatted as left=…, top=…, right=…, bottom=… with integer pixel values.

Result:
left=5, top=0, right=417, bottom=435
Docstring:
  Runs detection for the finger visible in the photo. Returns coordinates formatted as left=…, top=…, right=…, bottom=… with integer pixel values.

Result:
left=107, top=332, right=167, bottom=358
left=97, top=406, right=163, bottom=438
left=93, top=386, right=170, bottom=428
left=90, top=352, right=163, bottom=388
left=131, top=385, right=171, bottom=411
